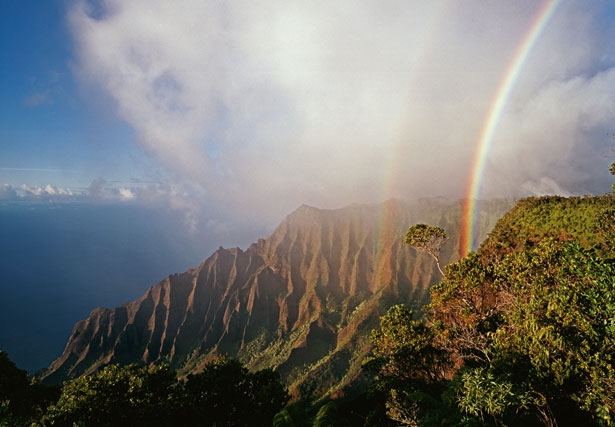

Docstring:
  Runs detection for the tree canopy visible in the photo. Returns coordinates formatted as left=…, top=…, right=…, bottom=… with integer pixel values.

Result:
left=368, top=236, right=615, bottom=426
left=0, top=351, right=58, bottom=427
left=35, top=357, right=288, bottom=427
left=39, top=363, right=178, bottom=427
left=180, top=357, right=289, bottom=427
left=404, top=223, right=448, bottom=276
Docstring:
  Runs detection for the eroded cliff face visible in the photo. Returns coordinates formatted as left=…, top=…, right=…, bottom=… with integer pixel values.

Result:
left=42, top=199, right=512, bottom=398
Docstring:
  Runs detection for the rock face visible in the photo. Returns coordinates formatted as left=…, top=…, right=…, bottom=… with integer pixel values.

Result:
left=42, top=199, right=513, bottom=398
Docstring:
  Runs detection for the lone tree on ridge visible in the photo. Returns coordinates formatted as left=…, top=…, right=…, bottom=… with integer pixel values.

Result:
left=404, top=223, right=448, bottom=276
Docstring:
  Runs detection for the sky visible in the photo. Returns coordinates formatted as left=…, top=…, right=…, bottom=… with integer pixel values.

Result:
left=1, top=0, right=615, bottom=372
left=2, top=0, right=615, bottom=230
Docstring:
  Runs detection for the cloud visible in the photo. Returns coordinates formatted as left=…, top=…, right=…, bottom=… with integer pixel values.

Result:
left=68, top=0, right=615, bottom=224
left=0, top=181, right=152, bottom=205
left=521, top=177, right=572, bottom=197
left=0, top=184, right=79, bottom=201
left=118, top=187, right=136, bottom=200
left=481, top=67, right=615, bottom=198
left=85, top=178, right=179, bottom=204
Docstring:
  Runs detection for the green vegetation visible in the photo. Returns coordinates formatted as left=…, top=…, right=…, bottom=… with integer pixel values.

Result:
left=40, top=363, right=178, bottom=427
left=1, top=355, right=287, bottom=427
left=366, top=196, right=615, bottom=426
left=181, top=357, right=289, bottom=427
left=483, top=195, right=615, bottom=257
left=404, top=223, right=448, bottom=276
left=0, top=351, right=59, bottom=427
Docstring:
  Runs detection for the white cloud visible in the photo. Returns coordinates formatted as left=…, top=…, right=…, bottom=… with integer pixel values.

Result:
left=118, top=187, right=136, bottom=200
left=482, top=67, right=615, bottom=198
left=0, top=184, right=87, bottom=203
left=18, top=184, right=75, bottom=198
left=68, top=0, right=615, bottom=223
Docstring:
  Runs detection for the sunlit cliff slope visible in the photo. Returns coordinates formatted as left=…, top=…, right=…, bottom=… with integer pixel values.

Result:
left=42, top=198, right=513, bottom=399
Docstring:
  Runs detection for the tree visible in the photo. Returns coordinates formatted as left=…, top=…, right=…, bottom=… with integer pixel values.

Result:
left=39, top=364, right=178, bottom=427
left=369, top=236, right=615, bottom=426
left=405, top=224, right=448, bottom=276
left=0, top=351, right=30, bottom=418
left=364, top=305, right=453, bottom=426
left=179, top=356, right=289, bottom=427
left=427, top=251, right=502, bottom=365
left=428, top=238, right=615, bottom=426
left=0, top=351, right=59, bottom=427
left=485, top=240, right=615, bottom=426
left=38, top=357, right=288, bottom=427
left=366, top=305, right=450, bottom=386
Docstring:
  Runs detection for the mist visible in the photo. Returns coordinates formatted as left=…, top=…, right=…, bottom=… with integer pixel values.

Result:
left=68, top=0, right=615, bottom=228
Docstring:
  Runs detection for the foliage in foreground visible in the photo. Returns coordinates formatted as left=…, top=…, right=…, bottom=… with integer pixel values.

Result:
left=0, top=351, right=59, bottom=427
left=1, top=355, right=288, bottom=427
left=367, top=235, right=615, bottom=426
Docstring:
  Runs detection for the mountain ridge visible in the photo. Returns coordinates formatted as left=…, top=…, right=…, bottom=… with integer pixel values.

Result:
left=42, top=198, right=514, bottom=399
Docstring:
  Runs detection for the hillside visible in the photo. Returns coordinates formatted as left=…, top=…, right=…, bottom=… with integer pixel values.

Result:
left=480, top=195, right=615, bottom=258
left=365, top=195, right=615, bottom=426
left=41, top=198, right=512, bottom=399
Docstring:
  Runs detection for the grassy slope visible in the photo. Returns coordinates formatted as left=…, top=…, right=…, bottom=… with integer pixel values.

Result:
left=479, top=195, right=615, bottom=259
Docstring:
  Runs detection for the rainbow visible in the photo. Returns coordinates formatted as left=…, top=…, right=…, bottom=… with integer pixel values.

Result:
left=461, top=0, right=561, bottom=257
